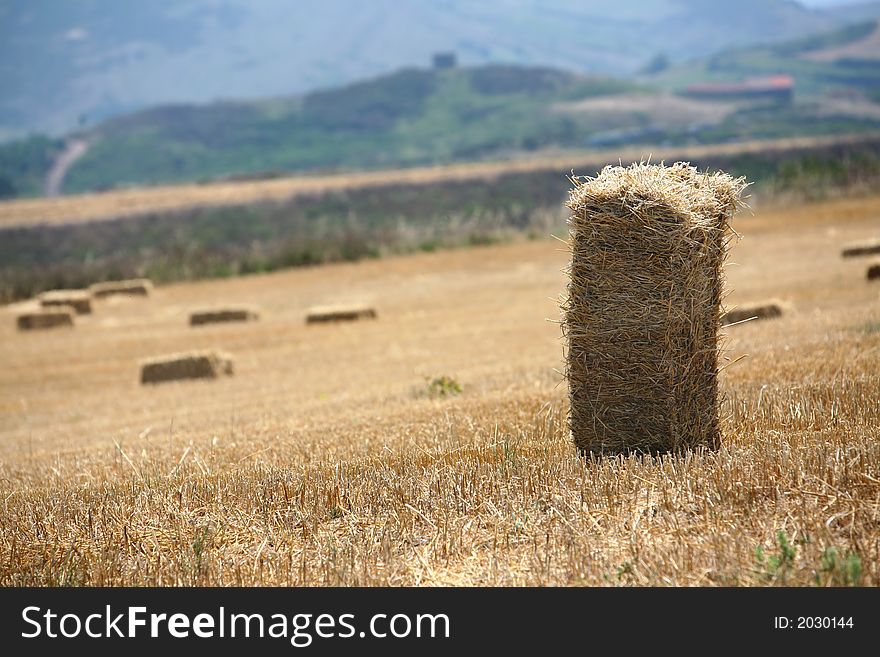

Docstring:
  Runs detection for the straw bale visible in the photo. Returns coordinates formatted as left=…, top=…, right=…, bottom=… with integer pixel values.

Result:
left=17, top=310, right=74, bottom=330
left=720, top=301, right=784, bottom=326
left=38, top=289, right=92, bottom=314
left=306, top=305, right=377, bottom=324
left=190, top=307, right=259, bottom=326
left=90, top=278, right=153, bottom=298
left=562, top=161, right=746, bottom=456
left=140, top=350, right=234, bottom=384
left=841, top=239, right=880, bottom=258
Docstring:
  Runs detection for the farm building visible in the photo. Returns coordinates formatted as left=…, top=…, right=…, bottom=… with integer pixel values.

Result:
left=682, top=75, right=794, bottom=103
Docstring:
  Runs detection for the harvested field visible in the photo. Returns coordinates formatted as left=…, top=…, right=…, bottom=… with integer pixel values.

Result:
left=190, top=307, right=259, bottom=326
left=38, top=289, right=92, bottom=314
left=16, top=310, right=74, bottom=331
left=552, top=92, right=740, bottom=125
left=721, top=301, right=785, bottom=325
left=140, top=351, right=234, bottom=384
left=90, top=279, right=153, bottom=298
left=0, top=193, right=878, bottom=586
left=306, top=305, right=377, bottom=324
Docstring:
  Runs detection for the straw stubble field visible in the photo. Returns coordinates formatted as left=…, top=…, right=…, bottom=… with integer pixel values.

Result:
left=0, top=193, right=878, bottom=586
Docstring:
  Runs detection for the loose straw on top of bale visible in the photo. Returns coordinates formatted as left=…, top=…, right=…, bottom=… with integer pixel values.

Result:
left=841, top=239, right=880, bottom=258
left=90, top=278, right=153, bottom=298
left=38, top=289, right=92, bottom=315
left=306, top=305, right=377, bottom=324
left=140, top=350, right=234, bottom=385
left=720, top=300, right=785, bottom=326
left=562, top=161, right=747, bottom=456
left=190, top=307, right=259, bottom=326
left=17, top=310, right=74, bottom=330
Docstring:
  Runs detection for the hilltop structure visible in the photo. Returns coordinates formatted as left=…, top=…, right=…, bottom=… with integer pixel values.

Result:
left=682, top=75, right=794, bottom=103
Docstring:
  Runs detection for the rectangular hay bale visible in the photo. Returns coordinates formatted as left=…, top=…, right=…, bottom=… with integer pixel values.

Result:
left=17, top=310, right=74, bottom=330
left=38, top=289, right=92, bottom=314
left=140, top=350, right=234, bottom=384
left=190, top=307, right=259, bottom=326
left=90, top=278, right=153, bottom=298
left=306, top=305, right=377, bottom=324
left=562, top=161, right=746, bottom=456
left=720, top=301, right=784, bottom=326
left=841, top=239, right=880, bottom=258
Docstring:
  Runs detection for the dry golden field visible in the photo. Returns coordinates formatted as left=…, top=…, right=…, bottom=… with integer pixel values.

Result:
left=0, top=193, right=878, bottom=586
left=0, top=133, right=874, bottom=229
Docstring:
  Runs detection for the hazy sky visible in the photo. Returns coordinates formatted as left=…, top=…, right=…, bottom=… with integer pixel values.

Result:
left=798, top=0, right=865, bottom=6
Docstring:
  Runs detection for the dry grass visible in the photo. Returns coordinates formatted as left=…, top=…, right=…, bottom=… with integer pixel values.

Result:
left=0, top=193, right=878, bottom=586
left=552, top=92, right=742, bottom=125
left=0, top=134, right=873, bottom=229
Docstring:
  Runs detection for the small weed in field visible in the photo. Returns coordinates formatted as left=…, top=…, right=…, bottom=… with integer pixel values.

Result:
left=857, top=320, right=880, bottom=335
left=616, top=561, right=635, bottom=584
left=755, top=531, right=797, bottom=583
left=817, top=548, right=862, bottom=586
left=426, top=375, right=462, bottom=397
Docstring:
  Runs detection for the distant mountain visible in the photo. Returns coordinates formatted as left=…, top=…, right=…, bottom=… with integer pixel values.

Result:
left=2, top=0, right=879, bottom=141
left=3, top=16, right=880, bottom=198
left=39, top=67, right=648, bottom=194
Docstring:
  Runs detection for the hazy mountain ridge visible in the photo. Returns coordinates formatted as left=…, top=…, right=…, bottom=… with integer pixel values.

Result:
left=2, top=0, right=878, bottom=140
left=2, top=12, right=880, bottom=197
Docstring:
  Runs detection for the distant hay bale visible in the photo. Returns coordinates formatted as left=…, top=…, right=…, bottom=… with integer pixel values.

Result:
left=190, top=307, right=259, bottom=326
left=140, top=350, right=234, bottom=385
left=867, top=261, right=880, bottom=281
left=306, top=304, right=377, bottom=324
left=562, top=161, right=746, bottom=456
left=841, top=239, right=880, bottom=258
left=720, top=301, right=784, bottom=326
left=38, top=289, right=92, bottom=314
left=90, top=278, right=153, bottom=298
left=16, top=310, right=74, bottom=331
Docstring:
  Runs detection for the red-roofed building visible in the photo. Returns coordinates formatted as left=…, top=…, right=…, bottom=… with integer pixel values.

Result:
left=683, top=75, right=794, bottom=103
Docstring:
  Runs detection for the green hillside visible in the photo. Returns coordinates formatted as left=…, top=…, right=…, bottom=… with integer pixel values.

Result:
left=3, top=18, right=880, bottom=198
left=2, top=0, right=871, bottom=141
left=0, top=136, right=63, bottom=198
left=650, top=20, right=880, bottom=97
left=59, top=66, right=642, bottom=193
